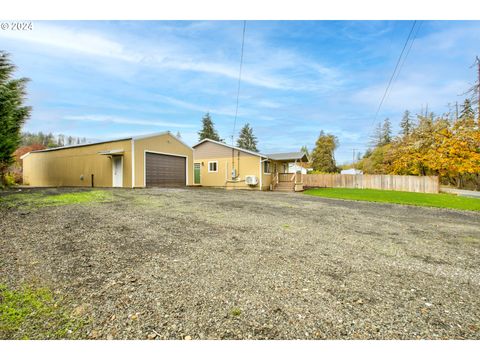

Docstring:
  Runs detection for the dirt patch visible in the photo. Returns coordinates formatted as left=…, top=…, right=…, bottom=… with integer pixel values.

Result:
left=1, top=187, right=479, bottom=339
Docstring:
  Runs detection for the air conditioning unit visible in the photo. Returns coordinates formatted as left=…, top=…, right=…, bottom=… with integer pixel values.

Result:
left=245, top=175, right=258, bottom=185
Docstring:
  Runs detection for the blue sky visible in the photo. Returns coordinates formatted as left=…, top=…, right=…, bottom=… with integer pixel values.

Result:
left=1, top=20, right=479, bottom=163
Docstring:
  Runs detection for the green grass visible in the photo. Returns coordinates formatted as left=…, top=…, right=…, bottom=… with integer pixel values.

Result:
left=230, top=307, right=242, bottom=317
left=303, top=188, right=480, bottom=211
left=0, top=190, right=112, bottom=209
left=0, top=283, right=86, bottom=339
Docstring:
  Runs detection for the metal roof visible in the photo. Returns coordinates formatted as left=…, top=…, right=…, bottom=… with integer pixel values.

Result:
left=193, top=139, right=309, bottom=162
left=265, top=152, right=309, bottom=161
left=192, top=138, right=268, bottom=158
left=21, top=131, right=191, bottom=158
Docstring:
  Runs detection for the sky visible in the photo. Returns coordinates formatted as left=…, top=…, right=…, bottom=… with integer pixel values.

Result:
left=1, top=20, right=479, bottom=163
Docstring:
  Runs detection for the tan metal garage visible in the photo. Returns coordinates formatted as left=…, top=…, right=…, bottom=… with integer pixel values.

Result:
left=21, top=132, right=193, bottom=188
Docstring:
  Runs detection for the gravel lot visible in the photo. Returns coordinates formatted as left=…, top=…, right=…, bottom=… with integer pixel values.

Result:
left=1, top=187, right=479, bottom=339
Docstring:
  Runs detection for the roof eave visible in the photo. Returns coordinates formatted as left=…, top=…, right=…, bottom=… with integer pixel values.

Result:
left=193, top=138, right=267, bottom=158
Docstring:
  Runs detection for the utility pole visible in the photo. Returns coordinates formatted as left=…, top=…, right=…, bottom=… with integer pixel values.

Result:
left=466, top=56, right=480, bottom=124
left=352, top=148, right=357, bottom=168
left=455, top=101, right=459, bottom=121
left=476, top=56, right=480, bottom=123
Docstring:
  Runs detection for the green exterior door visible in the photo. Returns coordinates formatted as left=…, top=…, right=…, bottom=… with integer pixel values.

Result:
left=194, top=163, right=201, bottom=184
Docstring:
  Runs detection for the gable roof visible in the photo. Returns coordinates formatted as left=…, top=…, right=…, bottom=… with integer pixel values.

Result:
left=21, top=131, right=190, bottom=158
left=266, top=152, right=309, bottom=162
left=193, top=138, right=268, bottom=158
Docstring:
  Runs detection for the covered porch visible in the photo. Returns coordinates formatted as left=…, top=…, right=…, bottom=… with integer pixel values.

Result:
left=265, top=152, right=309, bottom=192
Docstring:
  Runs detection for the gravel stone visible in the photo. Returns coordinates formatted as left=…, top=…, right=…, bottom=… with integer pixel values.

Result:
left=1, top=187, right=479, bottom=339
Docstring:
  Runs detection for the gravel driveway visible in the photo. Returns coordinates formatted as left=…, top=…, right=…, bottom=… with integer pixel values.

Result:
left=1, top=187, right=479, bottom=339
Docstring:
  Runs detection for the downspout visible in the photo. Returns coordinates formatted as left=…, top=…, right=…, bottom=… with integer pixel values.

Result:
left=225, top=160, right=228, bottom=184
left=259, top=157, right=262, bottom=190
left=260, top=158, right=269, bottom=191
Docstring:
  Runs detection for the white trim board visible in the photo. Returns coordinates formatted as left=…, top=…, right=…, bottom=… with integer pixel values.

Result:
left=208, top=160, right=218, bottom=173
left=133, top=131, right=193, bottom=150
left=131, top=139, right=135, bottom=188
left=111, top=155, right=124, bottom=187
left=192, top=138, right=268, bottom=159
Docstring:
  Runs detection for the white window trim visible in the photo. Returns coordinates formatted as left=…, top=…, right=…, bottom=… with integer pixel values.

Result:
left=208, top=161, right=218, bottom=173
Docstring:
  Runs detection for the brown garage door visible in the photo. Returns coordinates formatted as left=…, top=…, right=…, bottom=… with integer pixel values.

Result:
left=145, top=152, right=186, bottom=187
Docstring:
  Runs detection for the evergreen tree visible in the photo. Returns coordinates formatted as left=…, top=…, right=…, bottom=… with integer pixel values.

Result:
left=363, top=148, right=373, bottom=158
left=416, top=113, right=434, bottom=136
left=300, top=145, right=310, bottom=159
left=460, top=98, right=475, bottom=120
left=382, top=118, right=392, bottom=145
left=310, top=130, right=339, bottom=173
left=175, top=131, right=182, bottom=139
left=236, top=123, right=258, bottom=152
left=0, top=51, right=31, bottom=186
left=198, top=113, right=223, bottom=142
left=370, top=122, right=384, bottom=147
left=57, top=134, right=65, bottom=147
left=400, top=110, right=413, bottom=137
left=371, top=118, right=392, bottom=147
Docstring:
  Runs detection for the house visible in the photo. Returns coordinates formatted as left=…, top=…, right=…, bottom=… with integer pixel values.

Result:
left=340, top=168, right=363, bottom=175
left=287, top=162, right=311, bottom=174
left=21, top=132, right=193, bottom=188
left=193, top=139, right=308, bottom=191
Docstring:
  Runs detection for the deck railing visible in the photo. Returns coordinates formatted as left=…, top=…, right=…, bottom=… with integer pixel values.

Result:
left=278, top=173, right=292, bottom=182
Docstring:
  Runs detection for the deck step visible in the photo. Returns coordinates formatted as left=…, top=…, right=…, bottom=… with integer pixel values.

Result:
left=273, top=182, right=294, bottom=192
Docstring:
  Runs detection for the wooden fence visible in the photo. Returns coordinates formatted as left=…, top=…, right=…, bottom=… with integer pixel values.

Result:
left=303, top=174, right=439, bottom=193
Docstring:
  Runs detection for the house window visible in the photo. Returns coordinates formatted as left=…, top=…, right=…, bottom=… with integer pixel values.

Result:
left=208, top=161, right=218, bottom=172
left=263, top=161, right=271, bottom=174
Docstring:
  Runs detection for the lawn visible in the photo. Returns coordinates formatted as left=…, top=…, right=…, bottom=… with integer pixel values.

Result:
left=0, top=283, right=86, bottom=339
left=0, top=189, right=112, bottom=209
left=303, top=188, right=480, bottom=211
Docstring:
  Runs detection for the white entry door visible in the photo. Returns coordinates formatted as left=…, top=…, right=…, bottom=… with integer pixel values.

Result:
left=112, top=156, right=123, bottom=187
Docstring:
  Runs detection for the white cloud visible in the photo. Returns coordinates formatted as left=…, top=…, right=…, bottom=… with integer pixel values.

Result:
left=0, top=23, right=141, bottom=62
left=64, top=114, right=195, bottom=128
left=0, top=22, right=342, bottom=91
left=154, top=94, right=255, bottom=118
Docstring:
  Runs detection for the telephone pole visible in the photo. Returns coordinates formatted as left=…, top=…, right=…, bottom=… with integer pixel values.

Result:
left=476, top=56, right=480, bottom=123
left=352, top=148, right=357, bottom=167
left=466, top=56, right=480, bottom=123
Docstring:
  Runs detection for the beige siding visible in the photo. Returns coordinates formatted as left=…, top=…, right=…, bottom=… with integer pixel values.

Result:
left=133, top=133, right=193, bottom=187
left=22, top=139, right=133, bottom=187
left=262, top=170, right=272, bottom=191
left=194, top=141, right=257, bottom=159
left=194, top=142, right=264, bottom=190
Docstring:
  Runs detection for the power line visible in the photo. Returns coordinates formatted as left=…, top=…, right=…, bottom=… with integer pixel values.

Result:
left=230, top=20, right=247, bottom=179
left=392, top=21, right=422, bottom=85
left=231, top=20, right=247, bottom=145
left=373, top=21, right=417, bottom=124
